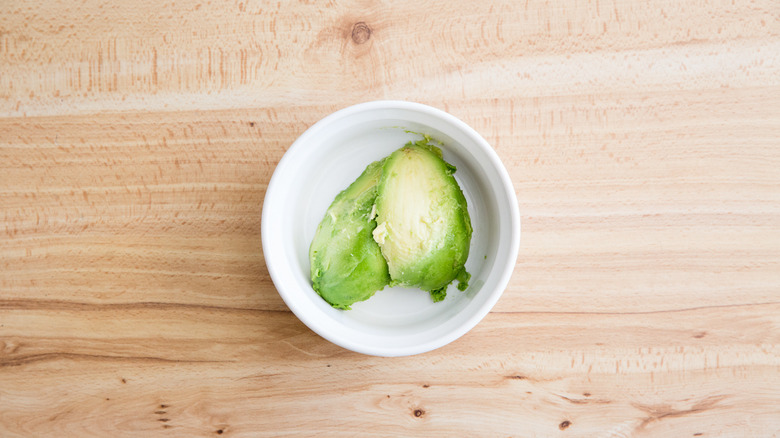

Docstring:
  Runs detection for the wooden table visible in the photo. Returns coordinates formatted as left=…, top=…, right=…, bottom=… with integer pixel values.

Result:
left=2, top=1, right=779, bottom=436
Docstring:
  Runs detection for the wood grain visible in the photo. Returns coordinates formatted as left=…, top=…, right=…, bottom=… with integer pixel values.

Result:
left=1, top=0, right=779, bottom=436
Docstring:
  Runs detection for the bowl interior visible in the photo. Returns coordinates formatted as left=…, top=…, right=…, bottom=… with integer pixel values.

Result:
left=263, top=103, right=517, bottom=356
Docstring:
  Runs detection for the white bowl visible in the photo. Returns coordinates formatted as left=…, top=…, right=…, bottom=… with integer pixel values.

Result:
left=261, top=101, right=520, bottom=356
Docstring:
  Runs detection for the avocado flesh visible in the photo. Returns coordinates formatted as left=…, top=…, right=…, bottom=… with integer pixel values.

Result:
left=309, top=160, right=390, bottom=310
left=372, top=141, right=472, bottom=301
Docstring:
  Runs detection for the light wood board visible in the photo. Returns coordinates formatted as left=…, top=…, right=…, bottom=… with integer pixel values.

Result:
left=1, top=0, right=779, bottom=436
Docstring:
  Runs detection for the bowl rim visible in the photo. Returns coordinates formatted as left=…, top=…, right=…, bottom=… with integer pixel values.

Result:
left=261, top=100, right=521, bottom=356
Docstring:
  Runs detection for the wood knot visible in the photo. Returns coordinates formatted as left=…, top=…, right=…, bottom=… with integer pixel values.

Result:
left=506, top=375, right=527, bottom=380
left=351, top=22, right=371, bottom=44
left=559, top=420, right=571, bottom=430
left=0, top=339, right=21, bottom=354
left=413, top=408, right=425, bottom=418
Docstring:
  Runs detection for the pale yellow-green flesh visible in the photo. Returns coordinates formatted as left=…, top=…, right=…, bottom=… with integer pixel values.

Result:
left=373, top=151, right=447, bottom=269
left=373, top=144, right=471, bottom=298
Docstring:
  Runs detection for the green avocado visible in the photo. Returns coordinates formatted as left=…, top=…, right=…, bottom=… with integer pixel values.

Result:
left=309, top=160, right=390, bottom=310
left=371, top=140, right=472, bottom=301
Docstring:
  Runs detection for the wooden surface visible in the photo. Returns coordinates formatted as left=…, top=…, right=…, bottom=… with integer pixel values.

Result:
left=1, top=0, right=779, bottom=436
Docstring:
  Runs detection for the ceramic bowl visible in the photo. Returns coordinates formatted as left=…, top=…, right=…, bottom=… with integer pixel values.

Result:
left=262, top=101, right=520, bottom=356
